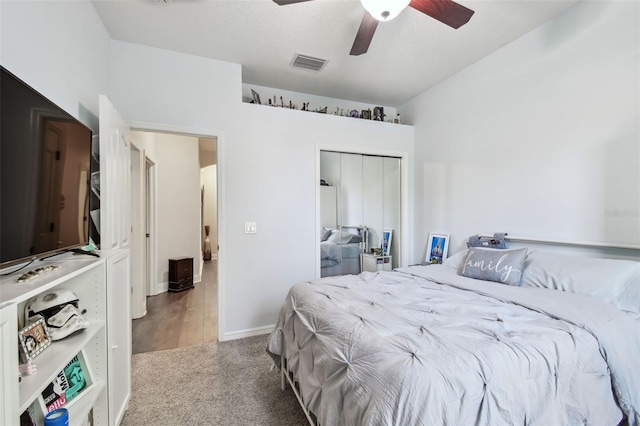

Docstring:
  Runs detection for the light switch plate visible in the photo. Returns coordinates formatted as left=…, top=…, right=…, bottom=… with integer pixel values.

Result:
left=244, top=222, right=257, bottom=234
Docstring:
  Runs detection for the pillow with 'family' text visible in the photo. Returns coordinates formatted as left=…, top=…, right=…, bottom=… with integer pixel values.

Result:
left=461, top=247, right=528, bottom=286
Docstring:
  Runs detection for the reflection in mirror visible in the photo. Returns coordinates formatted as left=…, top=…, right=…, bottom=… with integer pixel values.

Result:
left=319, top=150, right=401, bottom=277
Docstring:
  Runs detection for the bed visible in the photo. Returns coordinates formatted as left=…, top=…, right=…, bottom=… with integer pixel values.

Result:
left=320, top=226, right=368, bottom=278
left=267, top=247, right=640, bottom=425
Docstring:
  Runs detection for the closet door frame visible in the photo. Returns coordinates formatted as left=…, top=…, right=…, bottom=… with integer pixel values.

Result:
left=315, top=145, right=410, bottom=279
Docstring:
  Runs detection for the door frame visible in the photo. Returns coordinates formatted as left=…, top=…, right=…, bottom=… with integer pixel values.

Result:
left=127, top=120, right=224, bottom=340
left=316, top=144, right=410, bottom=278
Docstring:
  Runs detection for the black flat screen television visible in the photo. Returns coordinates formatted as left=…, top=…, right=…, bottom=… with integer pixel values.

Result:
left=1, top=66, right=93, bottom=268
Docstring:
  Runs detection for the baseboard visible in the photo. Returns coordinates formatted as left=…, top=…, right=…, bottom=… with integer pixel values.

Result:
left=154, top=274, right=200, bottom=294
left=219, top=325, right=274, bottom=342
left=156, top=281, right=169, bottom=294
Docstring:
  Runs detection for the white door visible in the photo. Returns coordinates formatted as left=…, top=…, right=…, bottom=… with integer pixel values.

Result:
left=99, top=96, right=131, bottom=250
left=105, top=250, right=131, bottom=425
left=130, top=144, right=146, bottom=319
left=145, top=158, right=158, bottom=296
left=98, top=96, right=132, bottom=425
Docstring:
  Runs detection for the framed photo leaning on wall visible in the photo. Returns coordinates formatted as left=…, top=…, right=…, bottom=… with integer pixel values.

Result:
left=381, top=229, right=393, bottom=256
left=426, top=232, right=449, bottom=264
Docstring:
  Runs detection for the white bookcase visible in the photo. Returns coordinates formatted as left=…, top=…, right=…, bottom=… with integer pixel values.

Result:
left=0, top=252, right=127, bottom=425
left=361, top=253, right=393, bottom=272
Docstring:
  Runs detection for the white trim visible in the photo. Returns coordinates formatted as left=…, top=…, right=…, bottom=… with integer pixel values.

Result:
left=316, top=145, right=411, bottom=278
left=128, top=121, right=217, bottom=139
left=125, top=120, right=225, bottom=341
left=219, top=324, right=273, bottom=342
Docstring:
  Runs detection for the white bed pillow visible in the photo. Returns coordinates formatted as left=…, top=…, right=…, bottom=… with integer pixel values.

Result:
left=327, top=229, right=356, bottom=244
left=521, top=250, right=640, bottom=319
left=442, top=249, right=469, bottom=272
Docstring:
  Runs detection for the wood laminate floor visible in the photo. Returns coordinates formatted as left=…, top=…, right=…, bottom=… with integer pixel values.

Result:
left=132, top=259, right=217, bottom=354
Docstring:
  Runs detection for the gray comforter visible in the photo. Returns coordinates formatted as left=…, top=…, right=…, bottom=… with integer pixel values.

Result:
left=267, top=265, right=640, bottom=426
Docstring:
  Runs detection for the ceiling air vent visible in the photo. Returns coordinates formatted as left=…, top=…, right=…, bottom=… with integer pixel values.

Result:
left=290, top=53, right=327, bottom=72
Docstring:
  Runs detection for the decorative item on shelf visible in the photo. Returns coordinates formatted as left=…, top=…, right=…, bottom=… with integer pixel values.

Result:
left=44, top=408, right=69, bottom=426
left=41, top=355, right=87, bottom=413
left=20, top=359, right=38, bottom=376
left=25, top=289, right=89, bottom=341
left=373, top=106, right=384, bottom=121
left=394, top=113, right=401, bottom=124
left=426, top=232, right=450, bottom=264
left=467, top=232, right=508, bottom=249
left=361, top=109, right=372, bottom=120
left=17, top=264, right=60, bottom=283
left=18, top=318, right=52, bottom=362
left=315, top=106, right=328, bottom=114
left=251, top=89, right=261, bottom=105
left=203, top=226, right=212, bottom=261
left=349, top=109, right=359, bottom=118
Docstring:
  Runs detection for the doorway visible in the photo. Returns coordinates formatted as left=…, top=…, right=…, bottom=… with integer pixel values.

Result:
left=128, top=129, right=219, bottom=353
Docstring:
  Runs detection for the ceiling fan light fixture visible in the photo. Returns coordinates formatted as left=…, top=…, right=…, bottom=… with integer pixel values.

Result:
left=360, top=0, right=411, bottom=21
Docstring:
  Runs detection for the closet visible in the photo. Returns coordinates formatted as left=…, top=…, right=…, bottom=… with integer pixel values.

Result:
left=319, top=151, right=401, bottom=276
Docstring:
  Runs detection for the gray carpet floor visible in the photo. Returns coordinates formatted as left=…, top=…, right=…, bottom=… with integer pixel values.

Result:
left=121, top=335, right=309, bottom=426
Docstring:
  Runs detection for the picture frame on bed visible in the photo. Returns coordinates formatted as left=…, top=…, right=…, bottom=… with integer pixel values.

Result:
left=381, top=229, right=393, bottom=256
left=426, top=232, right=449, bottom=264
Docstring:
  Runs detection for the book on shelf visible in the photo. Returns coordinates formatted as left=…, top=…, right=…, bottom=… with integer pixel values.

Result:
left=19, top=401, right=37, bottom=426
left=41, top=355, right=87, bottom=412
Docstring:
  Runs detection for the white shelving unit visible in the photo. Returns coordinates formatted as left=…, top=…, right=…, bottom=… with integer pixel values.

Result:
left=0, top=255, right=109, bottom=425
left=361, top=253, right=393, bottom=272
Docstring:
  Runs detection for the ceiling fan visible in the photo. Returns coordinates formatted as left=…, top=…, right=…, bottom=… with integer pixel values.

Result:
left=273, top=0, right=475, bottom=56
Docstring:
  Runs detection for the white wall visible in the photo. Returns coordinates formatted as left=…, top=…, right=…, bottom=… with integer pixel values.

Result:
left=129, top=130, right=158, bottom=164
left=402, top=1, right=640, bottom=259
left=0, top=0, right=110, bottom=132
left=109, top=40, right=414, bottom=338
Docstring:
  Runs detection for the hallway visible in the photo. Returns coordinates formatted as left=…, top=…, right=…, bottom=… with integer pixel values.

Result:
left=131, top=260, right=217, bottom=354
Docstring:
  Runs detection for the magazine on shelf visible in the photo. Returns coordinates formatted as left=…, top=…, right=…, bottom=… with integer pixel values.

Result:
left=41, top=355, right=87, bottom=412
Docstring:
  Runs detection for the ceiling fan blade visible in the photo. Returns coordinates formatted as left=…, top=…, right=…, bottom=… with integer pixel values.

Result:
left=409, top=0, right=474, bottom=29
left=350, top=12, right=379, bottom=56
left=273, top=0, right=314, bottom=5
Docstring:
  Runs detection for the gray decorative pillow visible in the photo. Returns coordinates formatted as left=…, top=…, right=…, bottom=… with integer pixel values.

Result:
left=461, top=247, right=528, bottom=285
left=320, top=227, right=332, bottom=242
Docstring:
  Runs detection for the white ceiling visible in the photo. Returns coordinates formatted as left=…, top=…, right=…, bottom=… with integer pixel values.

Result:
left=92, top=0, right=579, bottom=107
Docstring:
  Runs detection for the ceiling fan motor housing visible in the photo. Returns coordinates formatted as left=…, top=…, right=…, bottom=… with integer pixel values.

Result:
left=360, top=0, right=411, bottom=21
